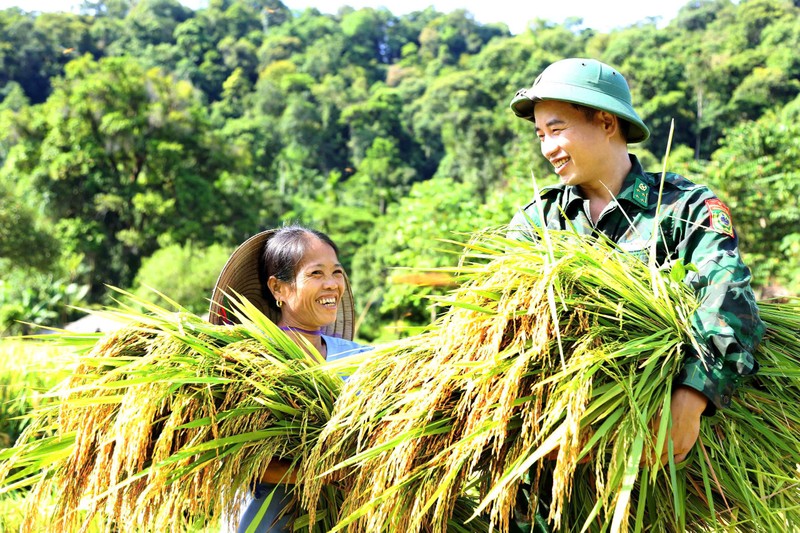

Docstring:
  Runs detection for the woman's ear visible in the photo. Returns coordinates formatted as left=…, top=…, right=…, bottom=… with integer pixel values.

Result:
left=267, top=276, right=282, bottom=301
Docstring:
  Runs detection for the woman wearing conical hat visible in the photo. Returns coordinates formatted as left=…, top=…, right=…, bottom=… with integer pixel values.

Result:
left=211, top=225, right=370, bottom=532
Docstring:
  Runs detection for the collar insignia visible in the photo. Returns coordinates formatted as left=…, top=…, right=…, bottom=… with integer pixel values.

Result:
left=632, top=178, right=649, bottom=208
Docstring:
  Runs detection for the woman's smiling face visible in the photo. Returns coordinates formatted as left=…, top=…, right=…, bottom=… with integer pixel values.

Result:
left=270, top=235, right=345, bottom=331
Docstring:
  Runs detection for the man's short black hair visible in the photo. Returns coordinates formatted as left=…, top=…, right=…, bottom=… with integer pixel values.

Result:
left=570, top=103, right=631, bottom=142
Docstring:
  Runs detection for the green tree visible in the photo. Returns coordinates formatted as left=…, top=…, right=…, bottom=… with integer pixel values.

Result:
left=132, top=241, right=233, bottom=314
left=214, top=113, right=289, bottom=231
left=730, top=66, right=800, bottom=119
left=416, top=9, right=506, bottom=66
left=339, top=8, right=389, bottom=71
left=80, top=0, right=133, bottom=18
left=1, top=55, right=245, bottom=298
left=0, top=9, right=95, bottom=103
left=705, top=112, right=800, bottom=293
left=119, top=0, right=192, bottom=50
left=0, top=184, right=59, bottom=271
left=340, top=87, right=413, bottom=165
left=673, top=0, right=732, bottom=31
left=211, top=66, right=253, bottom=120
left=351, top=176, right=517, bottom=340
left=349, top=137, right=416, bottom=214
left=407, top=69, right=512, bottom=197
left=287, top=170, right=380, bottom=278
left=168, top=0, right=272, bottom=102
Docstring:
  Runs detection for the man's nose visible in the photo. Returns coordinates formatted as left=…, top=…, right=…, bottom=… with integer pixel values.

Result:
left=540, top=135, right=558, bottom=158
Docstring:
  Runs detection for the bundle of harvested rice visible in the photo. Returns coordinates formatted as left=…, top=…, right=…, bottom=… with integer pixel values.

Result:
left=1, top=293, right=490, bottom=533
left=3, top=229, right=798, bottom=533
left=303, top=227, right=800, bottom=533
left=0, top=293, right=350, bottom=533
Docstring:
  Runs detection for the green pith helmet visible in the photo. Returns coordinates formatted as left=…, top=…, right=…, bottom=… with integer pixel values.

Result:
left=510, top=58, right=650, bottom=143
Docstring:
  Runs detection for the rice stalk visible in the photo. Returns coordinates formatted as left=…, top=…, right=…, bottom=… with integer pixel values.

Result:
left=0, top=292, right=351, bottom=533
left=3, top=233, right=798, bottom=532
left=304, top=227, right=800, bottom=533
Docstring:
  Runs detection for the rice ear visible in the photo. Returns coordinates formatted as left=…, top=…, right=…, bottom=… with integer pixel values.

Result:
left=4, top=233, right=799, bottom=533
left=1, top=296, right=347, bottom=533
left=306, top=230, right=800, bottom=532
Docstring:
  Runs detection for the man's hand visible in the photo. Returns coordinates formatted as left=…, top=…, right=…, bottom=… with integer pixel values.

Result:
left=659, top=386, right=708, bottom=465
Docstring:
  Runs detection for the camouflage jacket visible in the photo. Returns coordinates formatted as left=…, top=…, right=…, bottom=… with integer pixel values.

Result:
left=509, top=155, right=765, bottom=413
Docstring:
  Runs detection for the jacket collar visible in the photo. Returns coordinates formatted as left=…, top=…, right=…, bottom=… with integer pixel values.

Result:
left=560, top=155, right=652, bottom=212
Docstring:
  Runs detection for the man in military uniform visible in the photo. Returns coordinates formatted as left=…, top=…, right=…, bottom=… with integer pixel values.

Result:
left=508, top=57, right=765, bottom=530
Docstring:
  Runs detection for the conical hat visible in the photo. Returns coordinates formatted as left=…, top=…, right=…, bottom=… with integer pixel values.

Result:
left=208, top=230, right=355, bottom=340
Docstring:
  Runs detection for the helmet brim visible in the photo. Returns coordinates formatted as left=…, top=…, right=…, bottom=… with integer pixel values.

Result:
left=510, top=84, right=650, bottom=144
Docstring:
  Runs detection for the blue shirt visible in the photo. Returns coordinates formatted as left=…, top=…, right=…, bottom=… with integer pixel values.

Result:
left=231, top=335, right=372, bottom=533
left=322, top=335, right=373, bottom=363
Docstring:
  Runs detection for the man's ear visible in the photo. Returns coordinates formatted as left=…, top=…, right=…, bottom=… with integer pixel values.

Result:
left=597, top=111, right=619, bottom=138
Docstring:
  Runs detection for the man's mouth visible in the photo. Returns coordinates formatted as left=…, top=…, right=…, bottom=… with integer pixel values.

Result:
left=552, top=156, right=570, bottom=171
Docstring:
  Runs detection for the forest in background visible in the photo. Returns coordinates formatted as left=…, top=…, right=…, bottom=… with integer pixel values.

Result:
left=0, top=0, right=798, bottom=340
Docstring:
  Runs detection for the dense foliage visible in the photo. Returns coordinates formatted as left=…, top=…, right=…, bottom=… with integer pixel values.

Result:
left=1, top=0, right=798, bottom=338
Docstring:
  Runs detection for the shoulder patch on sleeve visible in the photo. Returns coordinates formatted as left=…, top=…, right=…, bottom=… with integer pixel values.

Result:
left=705, top=198, right=735, bottom=238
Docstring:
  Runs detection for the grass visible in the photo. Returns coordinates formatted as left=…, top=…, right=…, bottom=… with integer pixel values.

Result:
left=0, top=339, right=80, bottom=531
left=0, top=339, right=73, bottom=449
left=0, top=292, right=357, bottom=533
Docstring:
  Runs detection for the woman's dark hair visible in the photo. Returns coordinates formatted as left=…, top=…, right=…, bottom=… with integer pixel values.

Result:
left=257, top=225, right=340, bottom=312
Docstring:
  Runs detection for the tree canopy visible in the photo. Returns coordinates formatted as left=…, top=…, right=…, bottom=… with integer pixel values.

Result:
left=1, top=0, right=798, bottom=337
